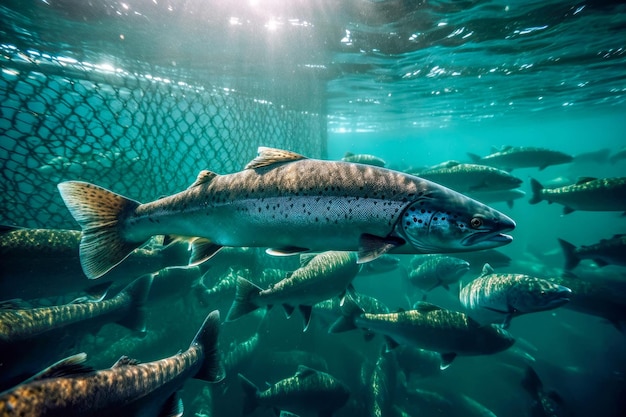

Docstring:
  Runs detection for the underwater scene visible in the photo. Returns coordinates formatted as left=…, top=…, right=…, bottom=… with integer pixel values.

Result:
left=1, top=0, right=626, bottom=416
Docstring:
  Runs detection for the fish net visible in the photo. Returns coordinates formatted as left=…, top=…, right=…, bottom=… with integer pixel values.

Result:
left=0, top=46, right=327, bottom=229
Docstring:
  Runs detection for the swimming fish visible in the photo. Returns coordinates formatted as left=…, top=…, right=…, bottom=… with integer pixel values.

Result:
left=0, top=310, right=223, bottom=417
left=57, top=146, right=516, bottom=279
left=467, top=146, right=573, bottom=171
left=239, top=366, right=350, bottom=417
left=459, top=264, right=571, bottom=329
left=341, top=152, right=387, bottom=167
left=529, top=177, right=626, bottom=215
left=558, top=235, right=626, bottom=270
left=226, top=251, right=360, bottom=330
left=0, top=274, right=153, bottom=391
left=408, top=254, right=470, bottom=293
left=329, top=297, right=515, bottom=368
left=417, top=161, right=523, bottom=193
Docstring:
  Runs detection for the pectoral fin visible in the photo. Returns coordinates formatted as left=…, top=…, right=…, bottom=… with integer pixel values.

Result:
left=357, top=234, right=404, bottom=264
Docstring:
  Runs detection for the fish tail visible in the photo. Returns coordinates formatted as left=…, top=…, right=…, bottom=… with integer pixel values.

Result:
left=192, top=310, right=225, bottom=383
left=238, top=373, right=260, bottom=415
left=226, top=277, right=262, bottom=321
left=328, top=296, right=363, bottom=333
left=116, top=274, right=153, bottom=332
left=57, top=181, right=145, bottom=279
left=528, top=178, right=544, bottom=205
left=557, top=238, right=580, bottom=270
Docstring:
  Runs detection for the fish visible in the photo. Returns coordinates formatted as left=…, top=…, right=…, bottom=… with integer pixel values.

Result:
left=609, top=146, right=626, bottom=164
left=239, top=366, right=350, bottom=417
left=407, top=254, right=470, bottom=293
left=313, top=292, right=389, bottom=334
left=358, top=254, right=400, bottom=275
left=459, top=264, right=571, bottom=329
left=329, top=297, right=515, bottom=368
left=57, top=146, right=516, bottom=279
left=341, top=152, right=386, bottom=167
left=0, top=310, right=223, bottom=417
left=367, top=348, right=399, bottom=417
left=223, top=333, right=260, bottom=376
left=557, top=235, right=626, bottom=270
left=529, top=177, right=626, bottom=214
left=0, top=274, right=153, bottom=391
left=522, top=366, right=573, bottom=417
left=0, top=225, right=189, bottom=301
left=572, top=148, right=611, bottom=165
left=394, top=345, right=444, bottom=380
left=401, top=387, right=498, bottom=417
left=454, top=249, right=512, bottom=273
left=467, top=188, right=526, bottom=209
left=467, top=146, right=573, bottom=171
left=226, top=251, right=360, bottom=330
left=417, top=161, right=523, bottom=193
left=544, top=274, right=626, bottom=331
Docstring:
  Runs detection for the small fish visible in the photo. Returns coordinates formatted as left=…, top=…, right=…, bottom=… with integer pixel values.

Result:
left=358, top=254, right=400, bottom=275
left=467, top=146, right=573, bottom=171
left=239, top=366, right=350, bottom=417
left=313, top=292, right=389, bottom=335
left=544, top=274, right=626, bottom=331
left=393, top=345, right=443, bottom=380
left=0, top=310, right=223, bottom=417
left=529, top=177, right=626, bottom=214
left=417, top=161, right=523, bottom=193
left=341, top=152, right=386, bottom=167
left=226, top=251, right=360, bottom=330
left=0, top=225, right=188, bottom=301
left=459, top=264, right=571, bottom=329
left=522, top=366, right=573, bottom=417
left=57, top=146, right=515, bottom=279
left=0, top=274, right=153, bottom=391
left=454, top=249, right=512, bottom=273
left=467, top=188, right=526, bottom=209
left=402, top=387, right=498, bottom=417
left=572, top=148, right=611, bottom=165
left=223, top=333, right=260, bottom=375
left=329, top=296, right=515, bottom=368
left=558, top=235, right=626, bottom=270
left=408, top=254, right=470, bottom=294
left=367, top=348, right=399, bottom=417
left=609, top=146, right=626, bottom=164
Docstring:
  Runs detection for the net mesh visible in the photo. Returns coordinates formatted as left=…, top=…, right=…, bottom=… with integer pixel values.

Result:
left=0, top=45, right=327, bottom=229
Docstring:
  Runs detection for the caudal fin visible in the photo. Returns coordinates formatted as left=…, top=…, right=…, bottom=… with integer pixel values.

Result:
left=57, top=181, right=144, bottom=279
left=528, top=178, right=544, bottom=205
left=116, top=274, right=153, bottom=332
left=557, top=238, right=580, bottom=271
left=226, top=277, right=262, bottom=321
left=191, top=310, right=224, bottom=383
left=239, top=374, right=261, bottom=415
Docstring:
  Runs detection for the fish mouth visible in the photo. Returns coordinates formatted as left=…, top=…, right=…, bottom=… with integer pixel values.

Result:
left=462, top=230, right=513, bottom=247
left=546, top=286, right=572, bottom=308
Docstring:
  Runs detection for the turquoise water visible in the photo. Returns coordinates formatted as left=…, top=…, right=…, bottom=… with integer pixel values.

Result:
left=1, top=1, right=626, bottom=416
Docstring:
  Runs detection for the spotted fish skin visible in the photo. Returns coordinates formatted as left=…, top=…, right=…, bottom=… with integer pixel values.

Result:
left=58, top=147, right=515, bottom=279
left=417, top=162, right=523, bottom=193
left=459, top=264, right=571, bottom=328
left=529, top=177, right=626, bottom=214
left=0, top=275, right=152, bottom=392
left=0, top=310, right=223, bottom=417
left=468, top=146, right=573, bottom=171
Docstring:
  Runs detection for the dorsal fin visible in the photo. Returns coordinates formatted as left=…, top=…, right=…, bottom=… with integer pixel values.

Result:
left=481, top=263, right=494, bottom=276
left=112, top=356, right=140, bottom=368
left=28, top=353, right=94, bottom=382
left=188, top=170, right=217, bottom=189
left=245, top=147, right=307, bottom=170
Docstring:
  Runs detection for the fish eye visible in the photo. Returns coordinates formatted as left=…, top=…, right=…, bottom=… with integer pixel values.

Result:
left=470, top=218, right=483, bottom=228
